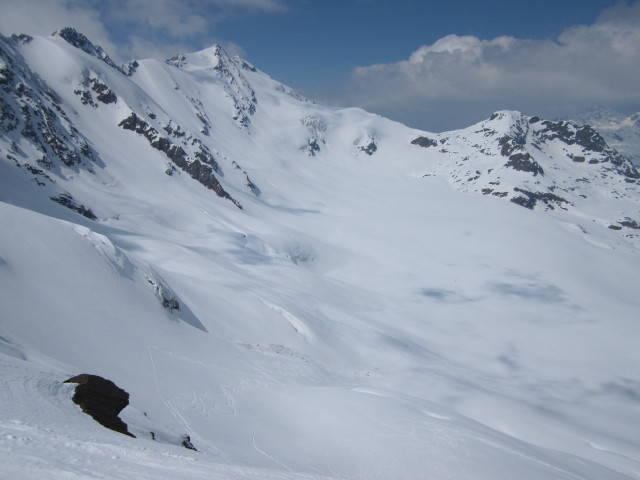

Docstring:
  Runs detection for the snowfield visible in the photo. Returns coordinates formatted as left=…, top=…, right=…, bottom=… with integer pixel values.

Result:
left=1, top=29, right=640, bottom=479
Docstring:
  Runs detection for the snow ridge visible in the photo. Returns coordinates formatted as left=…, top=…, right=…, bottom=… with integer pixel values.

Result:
left=167, top=45, right=257, bottom=129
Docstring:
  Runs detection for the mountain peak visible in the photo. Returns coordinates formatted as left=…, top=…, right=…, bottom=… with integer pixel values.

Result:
left=166, top=44, right=230, bottom=71
left=53, top=27, right=95, bottom=49
left=166, top=43, right=257, bottom=129
left=52, top=27, right=124, bottom=74
left=486, top=110, right=529, bottom=126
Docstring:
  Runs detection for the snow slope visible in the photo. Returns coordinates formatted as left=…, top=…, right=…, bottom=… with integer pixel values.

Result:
left=1, top=29, right=640, bottom=479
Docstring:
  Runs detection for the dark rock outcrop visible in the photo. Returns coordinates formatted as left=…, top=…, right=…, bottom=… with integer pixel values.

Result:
left=411, top=136, right=438, bottom=148
left=181, top=434, right=198, bottom=451
left=537, top=120, right=575, bottom=144
left=73, top=76, right=117, bottom=108
left=145, top=275, right=180, bottom=312
left=50, top=193, right=97, bottom=220
left=575, top=125, right=607, bottom=152
left=89, top=78, right=117, bottom=104
left=118, top=112, right=241, bottom=208
left=504, top=153, right=544, bottom=176
left=618, top=218, right=640, bottom=229
left=64, top=374, right=135, bottom=437
left=54, top=28, right=125, bottom=75
left=306, top=139, right=321, bottom=155
left=510, top=187, right=569, bottom=210
left=122, top=60, right=139, bottom=77
left=359, top=141, right=377, bottom=155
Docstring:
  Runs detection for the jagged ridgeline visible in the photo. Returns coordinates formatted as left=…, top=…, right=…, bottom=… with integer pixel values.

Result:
left=0, top=27, right=265, bottom=217
left=2, top=28, right=639, bottom=244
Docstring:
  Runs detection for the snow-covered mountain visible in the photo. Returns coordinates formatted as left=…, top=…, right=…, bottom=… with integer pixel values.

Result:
left=1, top=29, right=640, bottom=480
left=411, top=110, right=640, bottom=242
left=571, top=106, right=640, bottom=167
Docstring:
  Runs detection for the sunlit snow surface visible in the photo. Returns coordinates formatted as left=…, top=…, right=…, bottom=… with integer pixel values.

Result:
left=1, top=32, right=640, bottom=479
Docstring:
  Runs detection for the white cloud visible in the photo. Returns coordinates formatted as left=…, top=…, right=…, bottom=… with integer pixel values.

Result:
left=338, top=1, right=640, bottom=131
left=0, top=0, right=118, bottom=58
left=0, top=0, right=286, bottom=63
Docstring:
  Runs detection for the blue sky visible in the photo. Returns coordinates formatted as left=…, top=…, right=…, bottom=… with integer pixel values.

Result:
left=212, top=1, right=618, bottom=87
left=2, top=0, right=639, bottom=131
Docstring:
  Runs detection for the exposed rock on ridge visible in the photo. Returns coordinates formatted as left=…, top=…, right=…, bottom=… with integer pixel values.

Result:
left=53, top=28, right=129, bottom=76
left=167, top=45, right=257, bottom=129
left=118, top=112, right=242, bottom=209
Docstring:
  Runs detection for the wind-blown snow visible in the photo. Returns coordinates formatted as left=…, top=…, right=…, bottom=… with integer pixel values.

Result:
left=1, top=30, right=639, bottom=479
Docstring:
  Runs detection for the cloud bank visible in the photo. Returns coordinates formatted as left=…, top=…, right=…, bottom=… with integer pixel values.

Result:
left=0, top=0, right=285, bottom=62
left=339, top=1, right=640, bottom=131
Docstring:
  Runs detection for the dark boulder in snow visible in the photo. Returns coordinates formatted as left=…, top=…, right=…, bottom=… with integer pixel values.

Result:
left=64, top=374, right=135, bottom=437
left=181, top=434, right=198, bottom=451
left=411, top=136, right=438, bottom=148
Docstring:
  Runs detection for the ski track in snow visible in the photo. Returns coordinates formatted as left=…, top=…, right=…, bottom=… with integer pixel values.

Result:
left=251, top=401, right=294, bottom=473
